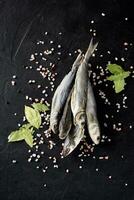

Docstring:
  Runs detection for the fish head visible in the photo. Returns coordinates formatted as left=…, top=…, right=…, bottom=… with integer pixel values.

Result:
left=59, top=121, right=68, bottom=133
left=50, top=112, right=59, bottom=134
left=51, top=121, right=58, bottom=134
left=62, top=125, right=84, bottom=157
left=89, top=122, right=101, bottom=145
left=76, top=112, right=86, bottom=130
left=59, top=123, right=70, bottom=139
left=87, top=113, right=101, bottom=144
left=62, top=137, right=75, bottom=157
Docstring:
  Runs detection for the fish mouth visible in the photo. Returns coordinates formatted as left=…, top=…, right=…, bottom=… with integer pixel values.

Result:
left=62, top=147, right=71, bottom=157
left=52, top=123, right=58, bottom=134
left=59, top=131, right=66, bottom=140
left=94, top=136, right=100, bottom=145
left=59, top=126, right=71, bottom=140
left=88, top=124, right=101, bottom=145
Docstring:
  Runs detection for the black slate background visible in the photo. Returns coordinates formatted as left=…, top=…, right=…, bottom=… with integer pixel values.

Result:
left=0, top=0, right=134, bottom=199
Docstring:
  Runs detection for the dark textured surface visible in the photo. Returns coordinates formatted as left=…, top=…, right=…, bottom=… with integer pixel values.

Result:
left=0, top=0, right=134, bottom=199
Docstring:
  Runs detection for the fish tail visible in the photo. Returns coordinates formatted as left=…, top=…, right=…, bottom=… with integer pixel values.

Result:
left=84, top=38, right=98, bottom=63
left=72, top=51, right=83, bottom=70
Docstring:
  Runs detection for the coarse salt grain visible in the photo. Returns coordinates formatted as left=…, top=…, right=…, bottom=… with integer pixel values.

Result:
left=11, top=80, right=16, bottom=86
left=121, top=57, right=125, bottom=62
left=12, top=160, right=17, bottom=164
left=37, top=155, right=40, bottom=159
left=13, top=75, right=17, bottom=79
left=115, top=57, right=118, bottom=61
left=30, top=54, right=35, bottom=61
left=66, top=169, right=69, bottom=173
left=32, top=153, right=36, bottom=157
left=28, top=158, right=31, bottom=162
left=101, top=12, right=105, bottom=16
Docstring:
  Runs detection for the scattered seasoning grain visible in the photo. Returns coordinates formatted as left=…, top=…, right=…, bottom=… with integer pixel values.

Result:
left=28, top=158, right=32, bottom=162
left=101, top=12, right=105, bottom=16
left=66, top=169, right=69, bottom=173
left=12, top=160, right=17, bottom=164
left=11, top=80, right=16, bottom=86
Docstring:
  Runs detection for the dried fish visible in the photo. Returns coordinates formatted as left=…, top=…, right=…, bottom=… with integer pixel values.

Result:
left=71, top=38, right=98, bottom=130
left=59, top=88, right=73, bottom=140
left=50, top=52, right=83, bottom=133
left=86, top=80, right=101, bottom=144
left=62, top=125, right=84, bottom=157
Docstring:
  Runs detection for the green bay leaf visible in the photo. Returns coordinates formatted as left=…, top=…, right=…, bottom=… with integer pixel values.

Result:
left=114, top=79, right=125, bottom=93
left=8, top=129, right=25, bottom=142
left=107, top=64, right=124, bottom=74
left=107, top=63, right=130, bottom=93
left=24, top=131, right=34, bottom=148
left=25, top=106, right=41, bottom=129
left=32, top=103, right=49, bottom=112
left=107, top=71, right=130, bottom=81
left=20, top=123, right=32, bottom=130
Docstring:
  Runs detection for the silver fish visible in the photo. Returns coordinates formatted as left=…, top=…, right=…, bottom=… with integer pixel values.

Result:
left=71, top=38, right=98, bottom=130
left=50, top=52, right=83, bottom=133
left=59, top=88, right=73, bottom=140
left=62, top=125, right=84, bottom=157
left=86, top=80, right=101, bottom=144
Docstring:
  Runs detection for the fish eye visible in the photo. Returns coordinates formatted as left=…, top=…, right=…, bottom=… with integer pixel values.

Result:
left=80, top=121, right=85, bottom=127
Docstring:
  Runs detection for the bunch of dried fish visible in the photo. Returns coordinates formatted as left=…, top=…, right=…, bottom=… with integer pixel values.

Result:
left=50, top=38, right=101, bottom=157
